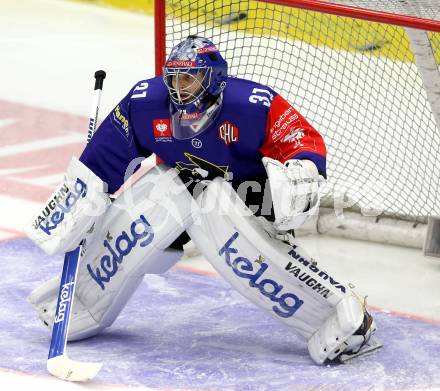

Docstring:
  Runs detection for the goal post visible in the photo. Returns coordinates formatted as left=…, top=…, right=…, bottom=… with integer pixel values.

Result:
left=154, top=0, right=440, bottom=250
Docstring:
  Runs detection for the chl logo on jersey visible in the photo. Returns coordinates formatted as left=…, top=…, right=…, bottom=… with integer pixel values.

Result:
left=218, top=121, right=239, bottom=145
left=153, top=119, right=172, bottom=142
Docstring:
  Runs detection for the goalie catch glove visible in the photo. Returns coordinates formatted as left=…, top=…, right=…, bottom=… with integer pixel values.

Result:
left=263, top=157, right=324, bottom=231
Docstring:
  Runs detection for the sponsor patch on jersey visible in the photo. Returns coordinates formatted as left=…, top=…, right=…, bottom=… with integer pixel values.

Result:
left=270, top=107, right=301, bottom=142
left=218, top=121, right=239, bottom=145
left=153, top=119, right=172, bottom=142
left=111, top=104, right=130, bottom=139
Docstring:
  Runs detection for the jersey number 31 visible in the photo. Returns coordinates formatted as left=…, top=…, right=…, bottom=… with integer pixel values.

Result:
left=249, top=88, right=273, bottom=107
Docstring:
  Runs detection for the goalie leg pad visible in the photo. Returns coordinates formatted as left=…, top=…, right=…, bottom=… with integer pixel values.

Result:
left=187, top=178, right=379, bottom=364
left=28, top=249, right=183, bottom=341
left=188, top=178, right=350, bottom=338
left=28, top=166, right=195, bottom=341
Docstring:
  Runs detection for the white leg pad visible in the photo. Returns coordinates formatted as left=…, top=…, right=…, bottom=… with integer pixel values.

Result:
left=28, top=166, right=195, bottom=341
left=187, top=178, right=350, bottom=338
left=186, top=178, right=378, bottom=364
left=28, top=248, right=182, bottom=341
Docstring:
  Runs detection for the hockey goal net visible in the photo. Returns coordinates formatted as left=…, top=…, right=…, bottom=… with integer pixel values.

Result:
left=155, top=0, right=440, bottom=246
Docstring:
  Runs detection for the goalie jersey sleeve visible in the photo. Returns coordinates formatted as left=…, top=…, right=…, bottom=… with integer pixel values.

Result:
left=260, top=94, right=327, bottom=178
left=79, top=87, right=150, bottom=194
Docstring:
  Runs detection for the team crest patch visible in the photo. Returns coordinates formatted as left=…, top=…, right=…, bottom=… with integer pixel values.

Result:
left=218, top=121, right=239, bottom=145
left=153, top=119, right=172, bottom=142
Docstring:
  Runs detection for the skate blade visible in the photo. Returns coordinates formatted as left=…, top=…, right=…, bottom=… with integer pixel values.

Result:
left=339, top=336, right=383, bottom=363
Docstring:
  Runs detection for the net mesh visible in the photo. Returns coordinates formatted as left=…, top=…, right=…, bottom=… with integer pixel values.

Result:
left=163, top=0, right=440, bottom=221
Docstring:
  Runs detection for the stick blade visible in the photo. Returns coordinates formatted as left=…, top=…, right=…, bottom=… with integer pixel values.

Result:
left=47, top=354, right=102, bottom=382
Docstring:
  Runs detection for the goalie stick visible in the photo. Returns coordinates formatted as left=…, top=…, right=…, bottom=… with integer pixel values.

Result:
left=47, top=70, right=106, bottom=382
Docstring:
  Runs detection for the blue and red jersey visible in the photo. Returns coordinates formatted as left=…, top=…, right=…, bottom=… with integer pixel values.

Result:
left=80, top=76, right=326, bottom=195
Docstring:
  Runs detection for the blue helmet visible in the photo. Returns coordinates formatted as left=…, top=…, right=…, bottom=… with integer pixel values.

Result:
left=163, top=36, right=227, bottom=111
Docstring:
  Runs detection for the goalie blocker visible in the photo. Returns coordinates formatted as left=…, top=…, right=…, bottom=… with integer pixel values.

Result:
left=24, top=157, right=111, bottom=256
left=27, top=165, right=380, bottom=364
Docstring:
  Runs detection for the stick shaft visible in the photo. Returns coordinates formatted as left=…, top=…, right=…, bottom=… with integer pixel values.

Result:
left=87, top=70, right=106, bottom=143
left=48, top=247, right=81, bottom=359
left=48, top=70, right=106, bottom=364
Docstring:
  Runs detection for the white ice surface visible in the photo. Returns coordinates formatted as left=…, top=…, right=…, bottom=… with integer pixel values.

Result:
left=0, top=0, right=153, bottom=117
left=1, top=0, right=440, bottom=389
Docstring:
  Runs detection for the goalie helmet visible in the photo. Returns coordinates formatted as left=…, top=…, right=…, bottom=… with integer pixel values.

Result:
left=163, top=36, right=228, bottom=139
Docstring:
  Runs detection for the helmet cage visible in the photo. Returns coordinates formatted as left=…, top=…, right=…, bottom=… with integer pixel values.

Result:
left=163, top=66, right=212, bottom=109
